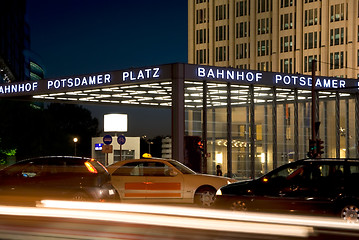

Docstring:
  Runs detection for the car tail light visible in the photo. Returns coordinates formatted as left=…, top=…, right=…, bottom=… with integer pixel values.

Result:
left=85, top=162, right=98, bottom=173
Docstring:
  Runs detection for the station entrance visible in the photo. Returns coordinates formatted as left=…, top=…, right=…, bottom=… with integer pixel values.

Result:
left=2, top=63, right=359, bottom=179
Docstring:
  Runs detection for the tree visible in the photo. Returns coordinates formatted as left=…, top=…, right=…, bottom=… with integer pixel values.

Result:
left=0, top=100, right=100, bottom=161
left=40, top=103, right=100, bottom=157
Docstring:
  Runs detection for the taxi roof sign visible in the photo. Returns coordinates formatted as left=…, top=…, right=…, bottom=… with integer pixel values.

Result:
left=142, top=153, right=152, bottom=158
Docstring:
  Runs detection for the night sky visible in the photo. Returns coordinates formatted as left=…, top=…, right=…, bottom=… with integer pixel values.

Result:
left=26, top=0, right=188, bottom=137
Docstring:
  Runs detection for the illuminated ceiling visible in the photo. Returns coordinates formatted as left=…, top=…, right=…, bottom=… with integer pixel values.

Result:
left=33, top=82, right=173, bottom=107
left=31, top=80, right=350, bottom=109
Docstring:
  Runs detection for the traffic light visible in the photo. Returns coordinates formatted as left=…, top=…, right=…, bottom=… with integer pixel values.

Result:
left=307, top=139, right=317, bottom=158
left=198, top=140, right=204, bottom=152
left=316, top=139, right=324, bottom=157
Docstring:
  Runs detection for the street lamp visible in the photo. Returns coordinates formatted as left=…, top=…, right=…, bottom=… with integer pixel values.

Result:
left=142, top=135, right=153, bottom=154
left=148, top=141, right=153, bottom=154
left=73, top=137, right=78, bottom=156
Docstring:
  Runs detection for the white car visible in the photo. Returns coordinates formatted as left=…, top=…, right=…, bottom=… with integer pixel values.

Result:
left=107, top=155, right=237, bottom=207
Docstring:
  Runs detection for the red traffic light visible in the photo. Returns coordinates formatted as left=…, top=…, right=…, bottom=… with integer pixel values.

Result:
left=197, top=141, right=204, bottom=150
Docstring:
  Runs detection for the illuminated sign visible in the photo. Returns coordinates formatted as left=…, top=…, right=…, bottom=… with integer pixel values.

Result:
left=95, top=143, right=103, bottom=151
left=197, top=67, right=262, bottom=82
left=274, top=74, right=346, bottom=89
left=196, top=66, right=353, bottom=90
left=0, top=66, right=165, bottom=97
left=47, top=73, right=111, bottom=90
left=2, top=64, right=359, bottom=98
left=0, top=82, right=38, bottom=94
left=104, top=114, right=128, bottom=132
left=122, top=67, right=160, bottom=81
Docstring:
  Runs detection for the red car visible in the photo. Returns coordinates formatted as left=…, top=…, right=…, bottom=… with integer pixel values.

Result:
left=0, top=156, right=119, bottom=205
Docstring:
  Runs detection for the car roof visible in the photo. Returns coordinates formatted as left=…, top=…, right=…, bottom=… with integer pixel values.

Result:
left=19, top=156, right=93, bottom=164
left=285, top=158, right=359, bottom=167
left=109, top=158, right=178, bottom=166
left=107, top=158, right=181, bottom=172
left=300, top=158, right=359, bottom=162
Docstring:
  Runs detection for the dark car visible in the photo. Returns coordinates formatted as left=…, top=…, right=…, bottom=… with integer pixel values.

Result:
left=0, top=156, right=119, bottom=205
left=215, top=158, right=359, bottom=222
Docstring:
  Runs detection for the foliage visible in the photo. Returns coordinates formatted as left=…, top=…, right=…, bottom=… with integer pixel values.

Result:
left=0, top=149, right=16, bottom=156
left=0, top=100, right=99, bottom=161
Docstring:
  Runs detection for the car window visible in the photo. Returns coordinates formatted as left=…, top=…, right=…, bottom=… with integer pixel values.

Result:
left=44, top=158, right=107, bottom=174
left=21, top=161, right=45, bottom=178
left=348, top=163, right=359, bottom=181
left=314, top=164, right=344, bottom=179
left=168, top=160, right=196, bottom=174
left=306, top=163, right=345, bottom=191
left=112, top=162, right=145, bottom=176
left=1, top=162, right=29, bottom=176
left=350, top=164, right=359, bottom=173
left=267, top=164, right=306, bottom=181
left=143, top=162, right=172, bottom=176
left=267, top=162, right=344, bottom=182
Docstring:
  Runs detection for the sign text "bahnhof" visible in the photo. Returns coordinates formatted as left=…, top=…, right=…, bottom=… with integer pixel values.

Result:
left=0, top=65, right=358, bottom=96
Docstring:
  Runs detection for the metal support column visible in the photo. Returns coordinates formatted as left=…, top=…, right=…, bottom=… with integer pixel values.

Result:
left=315, top=90, right=320, bottom=128
left=335, top=92, right=340, bottom=158
left=245, top=106, right=250, bottom=177
left=211, top=107, right=216, bottom=168
left=171, top=63, right=185, bottom=162
left=294, top=89, right=299, bottom=161
left=303, top=103, right=307, bottom=157
left=283, top=103, right=287, bottom=163
left=324, top=101, right=328, bottom=158
left=272, top=87, right=278, bottom=169
left=356, top=93, right=359, bottom=158
left=346, top=99, right=349, bottom=158
left=227, top=83, right=232, bottom=178
left=264, top=103, right=268, bottom=173
left=249, top=85, right=255, bottom=179
left=202, top=80, right=208, bottom=173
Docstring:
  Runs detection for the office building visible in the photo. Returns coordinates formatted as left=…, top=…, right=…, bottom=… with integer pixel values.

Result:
left=188, top=0, right=359, bottom=78
left=188, top=0, right=359, bottom=177
left=0, top=0, right=30, bottom=83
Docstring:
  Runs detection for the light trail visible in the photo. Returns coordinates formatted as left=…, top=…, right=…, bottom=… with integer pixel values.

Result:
left=0, top=202, right=313, bottom=238
left=40, top=200, right=359, bottom=230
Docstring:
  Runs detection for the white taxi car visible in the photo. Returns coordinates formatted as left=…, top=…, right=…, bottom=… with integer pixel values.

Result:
left=107, top=155, right=237, bottom=207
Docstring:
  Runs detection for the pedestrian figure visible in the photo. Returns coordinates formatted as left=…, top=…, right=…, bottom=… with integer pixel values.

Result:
left=216, top=164, right=223, bottom=176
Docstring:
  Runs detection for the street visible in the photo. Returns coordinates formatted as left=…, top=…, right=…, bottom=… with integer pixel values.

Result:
left=0, top=200, right=357, bottom=239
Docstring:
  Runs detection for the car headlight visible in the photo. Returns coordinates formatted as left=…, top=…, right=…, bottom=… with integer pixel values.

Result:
left=216, top=189, right=222, bottom=196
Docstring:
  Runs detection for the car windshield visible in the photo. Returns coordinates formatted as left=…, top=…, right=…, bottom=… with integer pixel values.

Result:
left=266, top=163, right=305, bottom=180
left=168, top=160, right=196, bottom=174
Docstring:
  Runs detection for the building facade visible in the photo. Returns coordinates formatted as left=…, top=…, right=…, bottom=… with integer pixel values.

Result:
left=188, top=0, right=359, bottom=78
left=91, top=136, right=140, bottom=166
left=0, top=0, right=30, bottom=83
left=187, top=0, right=359, bottom=178
left=161, top=137, right=172, bottom=159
